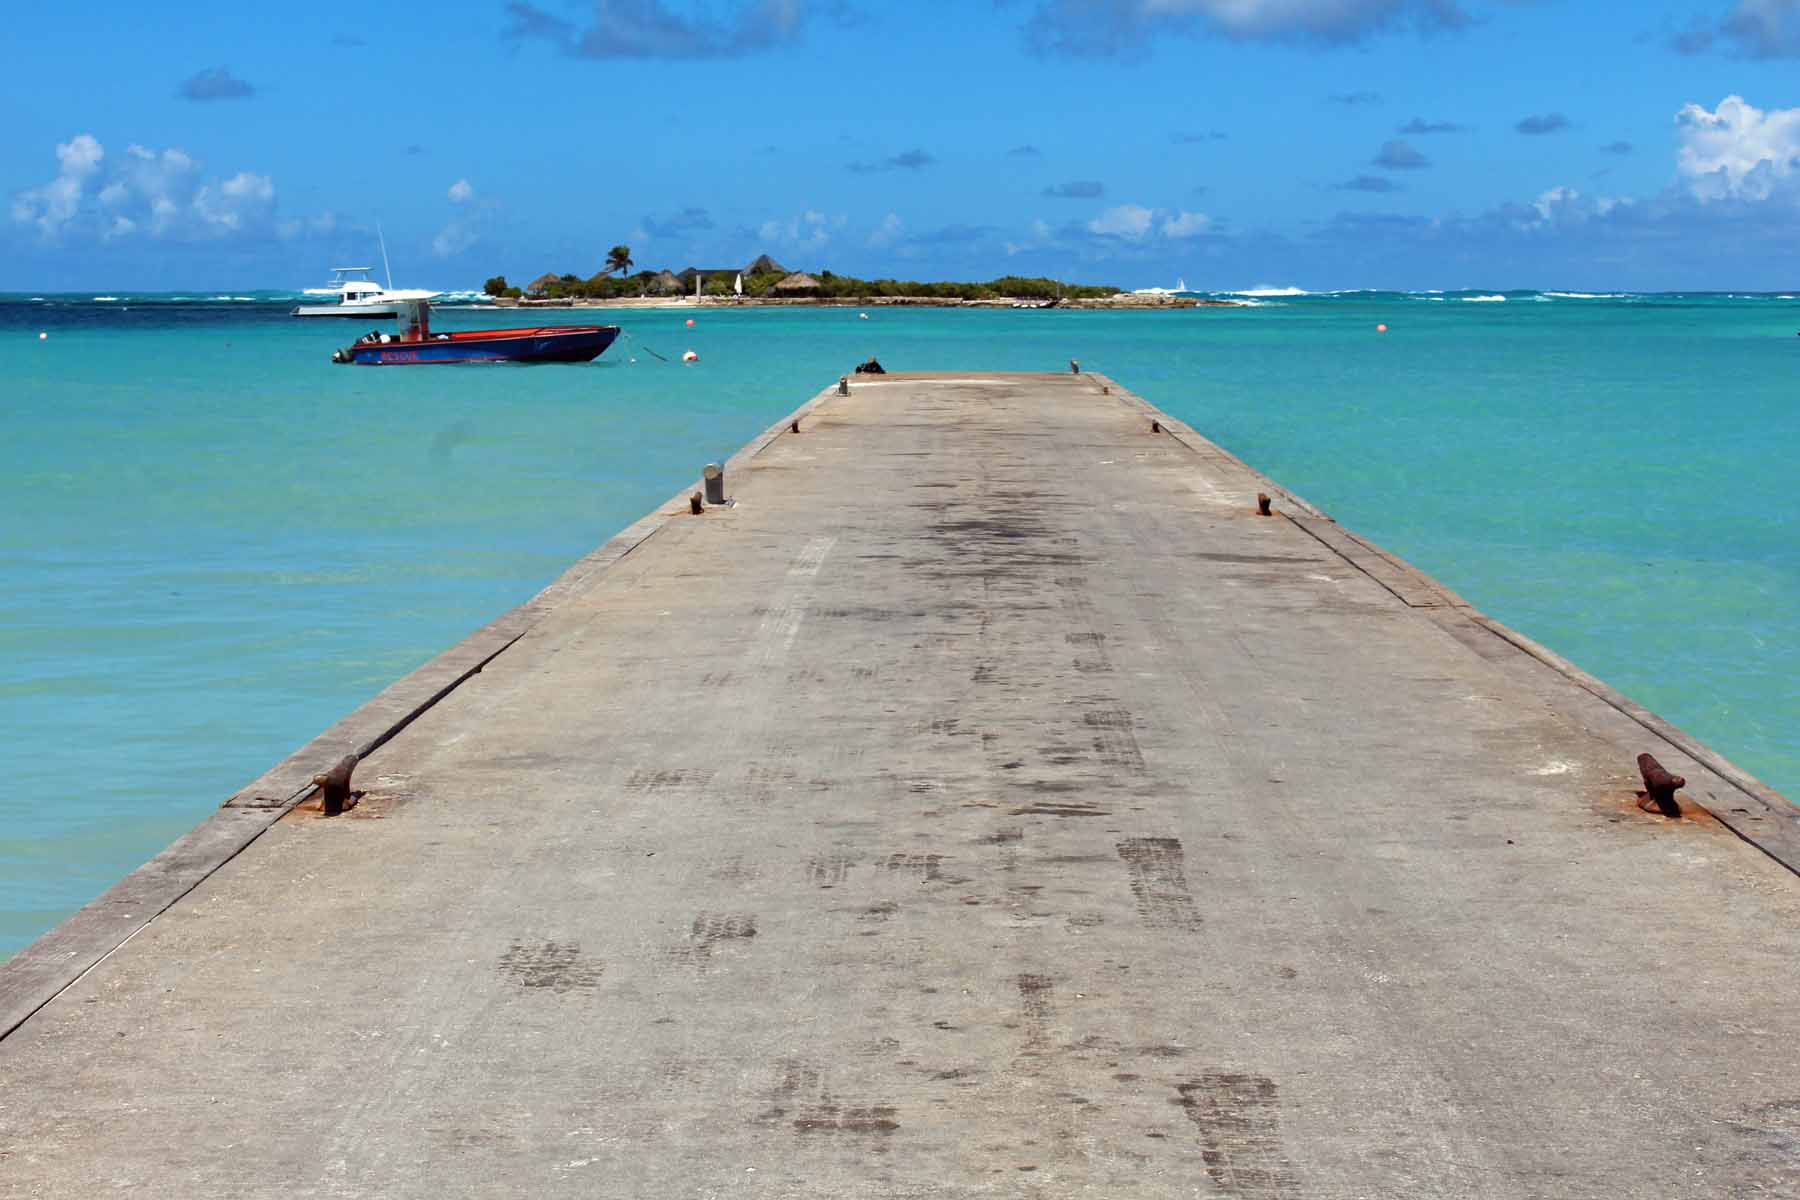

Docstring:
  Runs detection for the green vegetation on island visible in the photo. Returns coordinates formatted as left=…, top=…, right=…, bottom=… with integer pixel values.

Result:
left=483, top=249, right=1117, bottom=303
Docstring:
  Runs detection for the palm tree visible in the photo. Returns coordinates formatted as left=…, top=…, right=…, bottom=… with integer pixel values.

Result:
left=604, top=244, right=633, bottom=277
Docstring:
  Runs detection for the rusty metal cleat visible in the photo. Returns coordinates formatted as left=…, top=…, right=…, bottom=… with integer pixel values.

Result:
left=313, top=754, right=359, bottom=817
left=1636, top=752, right=1685, bottom=817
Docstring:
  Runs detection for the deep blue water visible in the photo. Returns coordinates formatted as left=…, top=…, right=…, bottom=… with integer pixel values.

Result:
left=2, top=290, right=1795, bottom=958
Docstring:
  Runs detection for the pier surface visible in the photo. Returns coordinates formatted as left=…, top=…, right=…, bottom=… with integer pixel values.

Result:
left=3, top=373, right=1799, bottom=1197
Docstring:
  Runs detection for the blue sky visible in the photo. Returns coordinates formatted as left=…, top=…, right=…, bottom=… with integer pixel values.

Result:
left=7, top=0, right=1800, bottom=290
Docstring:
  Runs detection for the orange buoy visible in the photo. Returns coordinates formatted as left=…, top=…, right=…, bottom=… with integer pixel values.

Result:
left=685, top=318, right=695, bottom=327
left=1376, top=323, right=1388, bottom=333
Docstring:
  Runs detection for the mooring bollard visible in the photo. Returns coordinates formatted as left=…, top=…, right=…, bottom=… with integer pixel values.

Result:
left=1256, top=493, right=1273, bottom=516
left=790, top=419, right=801, bottom=434
left=703, top=463, right=725, bottom=506
left=838, top=376, right=849, bottom=396
left=1070, top=359, right=1080, bottom=375
left=1151, top=420, right=1163, bottom=433
left=313, top=753, right=359, bottom=817
left=1637, top=752, right=1685, bottom=817
left=689, top=492, right=704, bottom=515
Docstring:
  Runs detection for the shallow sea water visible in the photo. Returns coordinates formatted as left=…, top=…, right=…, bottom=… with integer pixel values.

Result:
left=2, top=292, right=1795, bottom=957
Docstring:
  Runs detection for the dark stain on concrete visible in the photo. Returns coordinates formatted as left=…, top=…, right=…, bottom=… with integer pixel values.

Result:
left=1176, top=1073, right=1298, bottom=1198
left=624, top=767, right=715, bottom=791
left=764, top=1057, right=900, bottom=1137
left=1117, top=837, right=1203, bottom=931
left=881, top=853, right=946, bottom=882
left=1017, top=973, right=1054, bottom=1053
left=861, top=900, right=901, bottom=922
left=1012, top=803, right=1112, bottom=818
left=1086, top=709, right=1147, bottom=774
left=806, top=854, right=854, bottom=887
left=497, top=940, right=604, bottom=993
left=670, top=912, right=758, bottom=962
left=792, top=1104, right=900, bottom=1135
left=692, top=912, right=756, bottom=943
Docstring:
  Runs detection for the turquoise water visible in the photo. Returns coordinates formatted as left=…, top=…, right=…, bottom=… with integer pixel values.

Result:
left=3, top=291, right=1796, bottom=958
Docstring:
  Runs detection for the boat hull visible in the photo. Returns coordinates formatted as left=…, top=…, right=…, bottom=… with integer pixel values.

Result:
left=293, top=303, right=412, bottom=319
left=342, top=326, right=620, bottom=365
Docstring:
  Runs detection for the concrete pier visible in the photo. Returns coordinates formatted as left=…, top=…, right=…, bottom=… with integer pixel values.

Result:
left=3, top=373, right=1798, bottom=1197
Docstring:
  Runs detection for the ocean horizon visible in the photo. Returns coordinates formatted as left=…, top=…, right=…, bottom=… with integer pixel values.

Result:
left=3, top=290, right=1796, bottom=960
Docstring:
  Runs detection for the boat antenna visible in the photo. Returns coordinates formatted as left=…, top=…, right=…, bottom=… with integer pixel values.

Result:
left=378, top=222, right=394, bottom=291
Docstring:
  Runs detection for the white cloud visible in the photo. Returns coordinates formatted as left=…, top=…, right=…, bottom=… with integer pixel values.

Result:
left=1498, top=186, right=1628, bottom=233
left=432, top=220, right=478, bottom=258
left=1087, top=203, right=1155, bottom=238
left=1146, top=0, right=1456, bottom=39
left=867, top=212, right=903, bottom=248
left=58, top=133, right=105, bottom=176
left=1003, top=219, right=1054, bottom=256
left=430, top=191, right=500, bottom=256
left=277, top=212, right=338, bottom=240
left=10, top=133, right=279, bottom=242
left=193, top=172, right=275, bottom=233
left=1026, top=0, right=1470, bottom=54
left=1161, top=210, right=1212, bottom=237
left=11, top=134, right=104, bottom=236
left=1676, top=94, right=1800, bottom=200
left=758, top=209, right=837, bottom=250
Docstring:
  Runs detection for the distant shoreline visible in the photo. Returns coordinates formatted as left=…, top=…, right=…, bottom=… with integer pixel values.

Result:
left=488, top=294, right=1243, bottom=311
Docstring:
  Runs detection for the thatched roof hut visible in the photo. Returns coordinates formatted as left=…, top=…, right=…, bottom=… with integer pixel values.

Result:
left=646, top=270, right=683, bottom=297
left=525, top=272, right=560, bottom=296
left=745, top=254, right=787, bottom=276
left=771, top=272, right=821, bottom=296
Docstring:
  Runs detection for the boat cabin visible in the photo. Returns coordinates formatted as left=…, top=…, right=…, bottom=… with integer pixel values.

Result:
left=311, top=267, right=386, bottom=304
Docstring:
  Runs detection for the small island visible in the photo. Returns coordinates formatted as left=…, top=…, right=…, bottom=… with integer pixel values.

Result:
left=482, top=248, right=1227, bottom=310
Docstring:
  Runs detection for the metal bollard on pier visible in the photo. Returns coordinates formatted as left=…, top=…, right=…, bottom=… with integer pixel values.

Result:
left=1637, top=753, right=1685, bottom=817
left=313, top=754, right=359, bottom=817
left=703, top=463, right=726, bottom=507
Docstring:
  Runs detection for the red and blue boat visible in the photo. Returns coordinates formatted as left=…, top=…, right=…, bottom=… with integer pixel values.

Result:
left=332, top=299, right=618, bottom=365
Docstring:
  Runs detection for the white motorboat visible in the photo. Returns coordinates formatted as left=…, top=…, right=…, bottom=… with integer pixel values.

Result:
left=291, top=266, right=439, bottom=318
